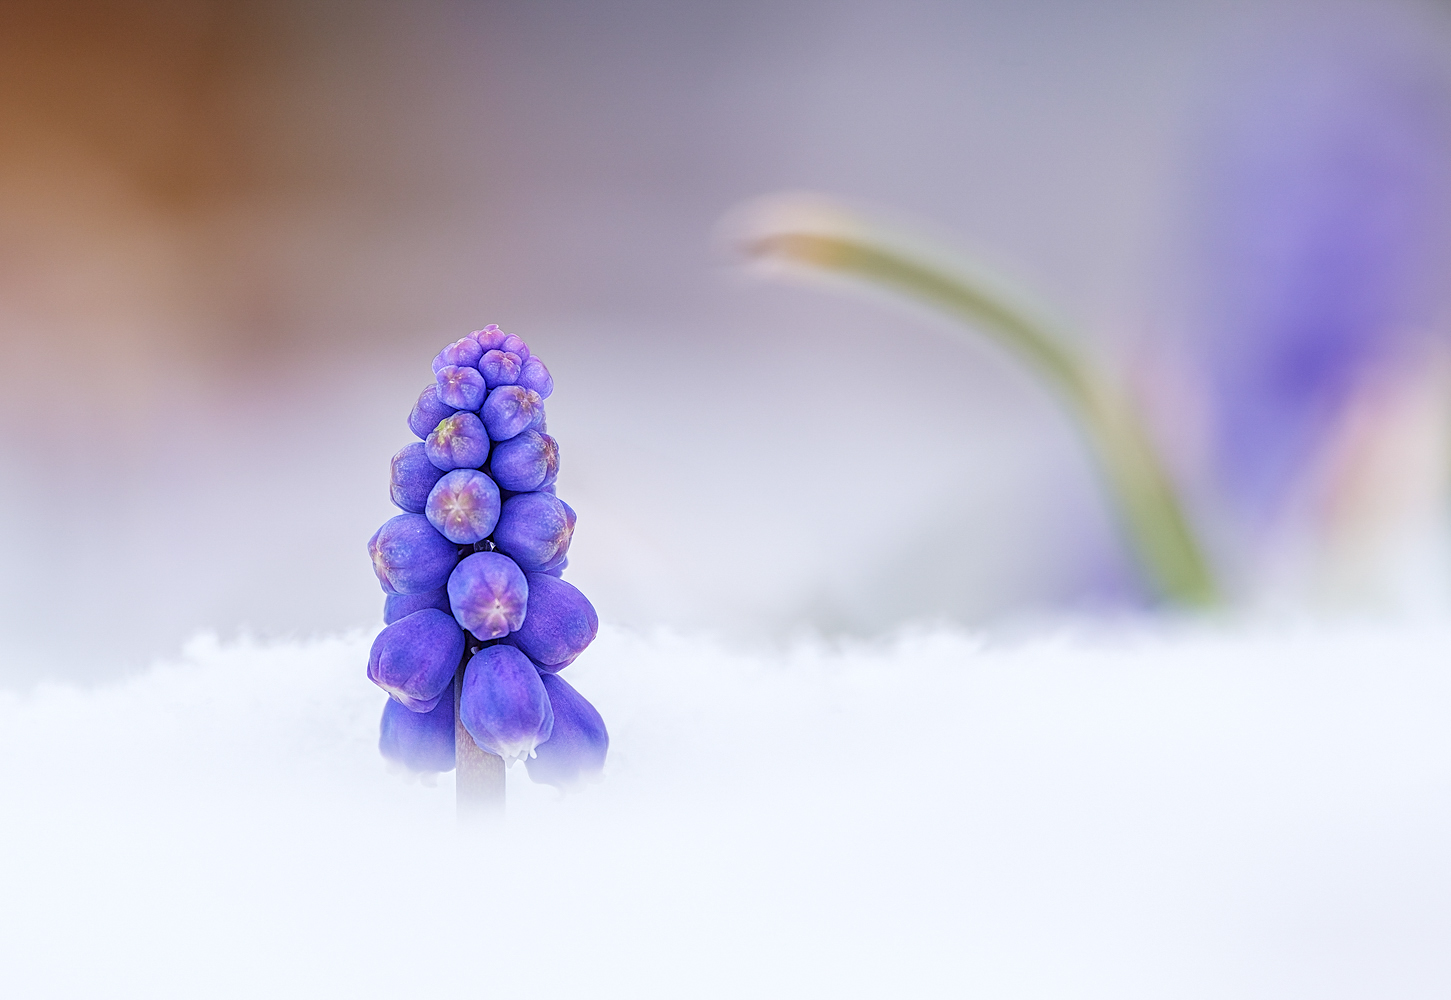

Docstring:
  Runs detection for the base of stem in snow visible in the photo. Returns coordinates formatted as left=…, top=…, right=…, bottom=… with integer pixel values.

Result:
left=455, top=666, right=504, bottom=821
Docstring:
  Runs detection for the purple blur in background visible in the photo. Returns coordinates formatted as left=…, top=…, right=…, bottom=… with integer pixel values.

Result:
left=1191, top=17, right=1451, bottom=532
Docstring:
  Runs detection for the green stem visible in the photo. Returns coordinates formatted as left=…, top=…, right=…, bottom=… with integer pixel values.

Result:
left=744, top=227, right=1217, bottom=607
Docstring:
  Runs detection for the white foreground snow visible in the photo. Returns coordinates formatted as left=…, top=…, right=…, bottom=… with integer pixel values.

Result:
left=2, top=622, right=1450, bottom=998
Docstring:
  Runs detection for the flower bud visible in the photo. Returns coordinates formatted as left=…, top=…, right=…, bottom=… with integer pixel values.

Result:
left=470, top=324, right=507, bottom=351
left=435, top=365, right=486, bottom=410
left=389, top=441, right=445, bottom=512
left=379, top=682, right=456, bottom=772
left=368, top=609, right=464, bottom=712
left=432, top=337, right=484, bottom=373
left=480, top=385, right=544, bottom=441
left=526, top=673, right=607, bottom=788
left=369, top=513, right=458, bottom=594
left=511, top=572, right=597, bottom=669
left=479, top=350, right=522, bottom=388
left=517, top=356, right=553, bottom=399
left=499, top=333, right=531, bottom=361
left=489, top=429, right=559, bottom=492
left=408, top=383, right=457, bottom=439
left=425, top=469, right=500, bottom=544
left=447, top=551, right=528, bottom=638
left=426, top=411, right=491, bottom=470
left=459, top=645, right=553, bottom=762
left=493, top=492, right=574, bottom=571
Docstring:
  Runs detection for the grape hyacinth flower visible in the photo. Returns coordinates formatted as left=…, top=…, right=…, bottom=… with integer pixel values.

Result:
left=526, top=673, right=608, bottom=788
left=489, top=429, right=559, bottom=492
left=511, top=573, right=598, bottom=671
left=408, top=384, right=456, bottom=440
left=499, top=334, right=530, bottom=360
left=479, top=350, right=522, bottom=388
left=480, top=385, right=544, bottom=441
left=379, top=685, right=457, bottom=773
left=493, top=492, right=575, bottom=572
left=517, top=357, right=554, bottom=399
left=369, top=514, right=458, bottom=595
left=471, top=324, right=507, bottom=351
left=435, top=364, right=487, bottom=411
left=459, top=644, right=554, bottom=762
left=448, top=551, right=528, bottom=639
left=426, top=469, right=501, bottom=544
left=425, top=411, right=491, bottom=471
left=366, top=327, right=607, bottom=803
left=389, top=442, right=445, bottom=513
left=433, top=337, right=484, bottom=373
left=367, top=608, right=465, bottom=712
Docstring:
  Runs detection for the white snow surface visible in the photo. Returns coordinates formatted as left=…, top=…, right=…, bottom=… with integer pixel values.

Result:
left=2, top=622, right=1450, bottom=998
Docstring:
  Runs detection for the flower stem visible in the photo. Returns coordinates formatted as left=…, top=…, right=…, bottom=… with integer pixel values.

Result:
left=455, top=662, right=504, bottom=820
left=742, top=216, right=1217, bottom=607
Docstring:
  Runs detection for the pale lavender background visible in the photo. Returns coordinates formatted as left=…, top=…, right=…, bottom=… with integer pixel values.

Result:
left=2, top=0, right=1449, bottom=681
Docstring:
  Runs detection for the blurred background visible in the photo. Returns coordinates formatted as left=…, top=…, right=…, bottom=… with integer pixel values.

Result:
left=5, top=0, right=1451, bottom=683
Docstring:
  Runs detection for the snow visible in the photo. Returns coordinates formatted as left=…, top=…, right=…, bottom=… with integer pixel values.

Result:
left=2, top=621, right=1450, bottom=998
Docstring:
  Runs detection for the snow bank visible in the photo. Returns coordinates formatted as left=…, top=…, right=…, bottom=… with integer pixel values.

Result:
left=1, top=622, right=1449, bottom=998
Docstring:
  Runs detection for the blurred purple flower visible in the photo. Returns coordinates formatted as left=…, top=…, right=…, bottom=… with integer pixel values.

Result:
left=1193, top=27, right=1451, bottom=527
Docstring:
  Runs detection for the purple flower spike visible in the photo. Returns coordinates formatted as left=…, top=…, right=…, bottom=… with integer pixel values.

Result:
left=408, top=384, right=457, bottom=440
left=517, top=356, right=553, bottom=399
left=425, top=469, right=501, bottom=544
left=493, top=492, right=575, bottom=571
left=447, top=551, right=528, bottom=638
left=499, top=334, right=530, bottom=361
left=375, top=324, right=604, bottom=786
left=489, top=429, right=559, bottom=492
left=435, top=365, right=486, bottom=411
left=368, top=513, right=459, bottom=594
left=526, top=673, right=607, bottom=787
left=511, top=572, right=598, bottom=669
left=383, top=586, right=450, bottom=624
left=478, top=350, right=522, bottom=388
left=459, top=644, right=553, bottom=762
left=368, top=608, right=464, bottom=712
left=425, top=411, right=490, bottom=471
left=379, top=681, right=456, bottom=772
left=432, top=337, right=484, bottom=374
left=389, top=441, right=445, bottom=513
left=470, top=325, right=507, bottom=351
left=480, top=385, right=544, bottom=441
